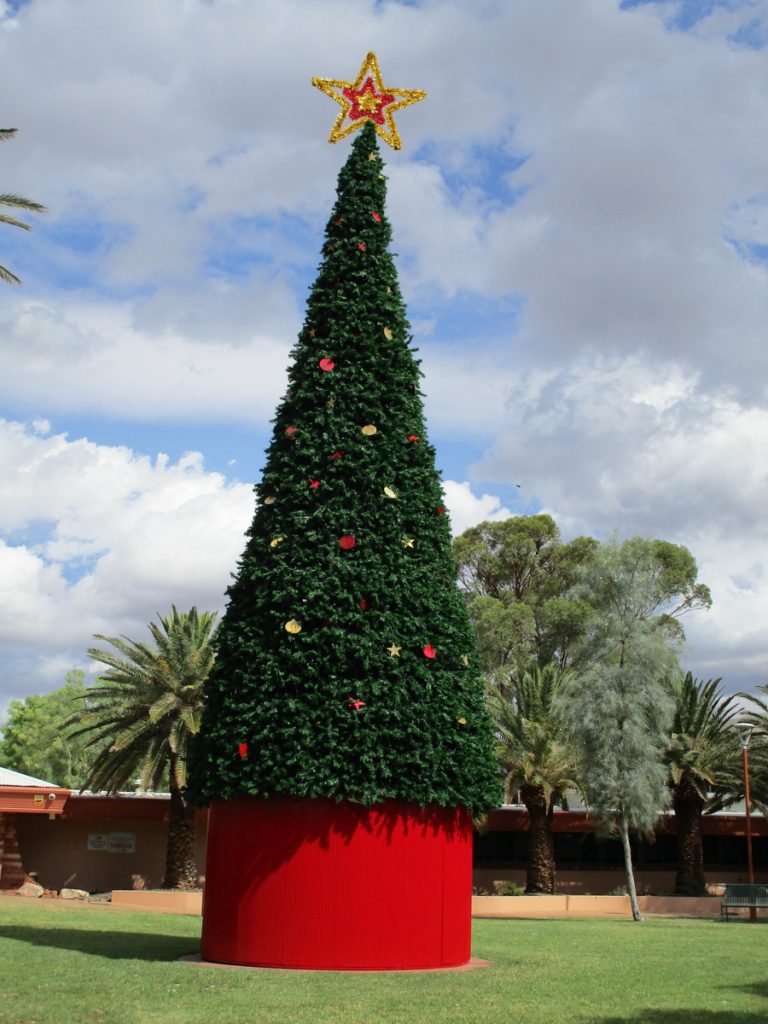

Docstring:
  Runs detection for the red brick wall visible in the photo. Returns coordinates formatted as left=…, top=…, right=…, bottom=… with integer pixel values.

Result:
left=0, top=813, right=26, bottom=889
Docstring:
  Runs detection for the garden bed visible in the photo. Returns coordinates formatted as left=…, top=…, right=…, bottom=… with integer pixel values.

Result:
left=471, top=893, right=721, bottom=918
left=111, top=889, right=203, bottom=914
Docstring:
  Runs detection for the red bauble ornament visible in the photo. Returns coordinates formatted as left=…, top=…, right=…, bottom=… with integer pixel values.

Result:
left=436, top=505, right=446, bottom=515
left=285, top=427, right=298, bottom=440
left=309, top=479, right=321, bottom=490
left=407, top=435, right=420, bottom=443
left=358, top=242, right=366, bottom=252
left=319, top=357, right=335, bottom=372
left=339, top=535, right=357, bottom=550
left=331, top=451, right=344, bottom=459
left=423, top=644, right=437, bottom=659
left=371, top=211, right=382, bottom=222
left=238, top=742, right=249, bottom=760
left=359, top=597, right=369, bottom=611
left=348, top=697, right=366, bottom=711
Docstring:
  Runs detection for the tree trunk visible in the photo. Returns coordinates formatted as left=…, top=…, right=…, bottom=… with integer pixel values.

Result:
left=672, top=780, right=707, bottom=896
left=161, top=785, right=198, bottom=890
left=620, top=812, right=642, bottom=921
left=522, top=785, right=556, bottom=894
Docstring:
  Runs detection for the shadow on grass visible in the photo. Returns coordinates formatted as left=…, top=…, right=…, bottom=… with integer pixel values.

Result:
left=594, top=1012, right=766, bottom=1024
left=2, top=925, right=198, bottom=962
left=722, top=980, right=768, bottom=1001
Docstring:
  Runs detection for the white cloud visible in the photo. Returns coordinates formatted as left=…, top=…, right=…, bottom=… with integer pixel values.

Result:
left=476, top=354, right=768, bottom=539
left=0, top=0, right=767, bottom=707
left=0, top=420, right=254, bottom=711
left=473, top=351, right=768, bottom=693
left=442, top=480, right=512, bottom=536
left=680, top=533, right=768, bottom=691
left=383, top=1, right=768, bottom=397
left=0, top=293, right=294, bottom=423
left=0, top=417, right=513, bottom=715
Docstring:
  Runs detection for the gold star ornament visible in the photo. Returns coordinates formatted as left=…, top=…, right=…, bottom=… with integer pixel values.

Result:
left=387, top=644, right=402, bottom=657
left=312, top=52, right=426, bottom=150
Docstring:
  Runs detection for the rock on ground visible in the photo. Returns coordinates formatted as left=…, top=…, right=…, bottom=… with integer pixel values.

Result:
left=60, top=888, right=89, bottom=901
left=15, top=881, right=44, bottom=898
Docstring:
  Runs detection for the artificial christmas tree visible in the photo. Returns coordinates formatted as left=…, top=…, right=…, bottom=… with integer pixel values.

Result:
left=188, top=54, right=500, bottom=970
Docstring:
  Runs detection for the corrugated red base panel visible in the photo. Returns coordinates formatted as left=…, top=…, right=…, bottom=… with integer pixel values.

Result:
left=201, top=797, right=473, bottom=970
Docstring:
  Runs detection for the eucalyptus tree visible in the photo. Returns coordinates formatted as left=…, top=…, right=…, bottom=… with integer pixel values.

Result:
left=487, top=661, right=584, bottom=893
left=565, top=537, right=696, bottom=920
left=0, top=670, right=97, bottom=788
left=453, top=515, right=597, bottom=678
left=0, top=128, right=45, bottom=284
left=69, top=606, right=218, bottom=889
left=667, top=673, right=741, bottom=895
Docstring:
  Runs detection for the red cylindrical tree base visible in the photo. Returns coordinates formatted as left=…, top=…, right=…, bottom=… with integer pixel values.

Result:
left=200, top=796, right=473, bottom=970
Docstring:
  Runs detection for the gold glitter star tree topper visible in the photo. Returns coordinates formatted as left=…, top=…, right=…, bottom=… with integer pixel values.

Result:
left=312, top=51, right=426, bottom=150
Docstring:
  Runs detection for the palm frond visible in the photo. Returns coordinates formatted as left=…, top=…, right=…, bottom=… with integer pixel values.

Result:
left=0, top=193, right=46, bottom=214
left=75, top=607, right=218, bottom=798
left=487, top=660, right=585, bottom=807
left=0, top=264, right=21, bottom=284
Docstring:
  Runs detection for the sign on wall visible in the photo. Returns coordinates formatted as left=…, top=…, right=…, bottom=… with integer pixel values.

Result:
left=107, top=832, right=136, bottom=854
left=87, top=832, right=136, bottom=854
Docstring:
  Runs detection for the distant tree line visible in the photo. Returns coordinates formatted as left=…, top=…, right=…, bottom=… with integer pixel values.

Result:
left=455, top=515, right=765, bottom=919
left=2, top=517, right=767, bottom=905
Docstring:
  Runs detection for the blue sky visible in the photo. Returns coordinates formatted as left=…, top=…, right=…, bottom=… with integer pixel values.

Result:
left=0, top=0, right=767, bottom=715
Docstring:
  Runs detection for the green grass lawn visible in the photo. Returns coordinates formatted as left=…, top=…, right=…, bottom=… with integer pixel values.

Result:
left=1, top=900, right=766, bottom=1024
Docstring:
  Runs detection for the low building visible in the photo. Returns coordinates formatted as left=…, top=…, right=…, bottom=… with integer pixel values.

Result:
left=474, top=805, right=768, bottom=894
left=12, top=790, right=207, bottom=892
left=4, top=774, right=767, bottom=894
left=0, top=767, right=70, bottom=889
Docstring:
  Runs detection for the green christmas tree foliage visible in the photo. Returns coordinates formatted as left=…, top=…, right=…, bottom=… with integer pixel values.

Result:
left=188, top=122, right=500, bottom=814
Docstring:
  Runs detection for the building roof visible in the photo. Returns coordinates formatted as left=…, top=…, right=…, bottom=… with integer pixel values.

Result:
left=0, top=766, right=62, bottom=788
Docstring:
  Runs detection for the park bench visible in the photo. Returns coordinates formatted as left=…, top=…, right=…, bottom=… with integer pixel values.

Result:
left=720, top=883, right=768, bottom=920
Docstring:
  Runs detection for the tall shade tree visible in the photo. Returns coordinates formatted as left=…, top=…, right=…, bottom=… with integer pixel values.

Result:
left=0, top=128, right=45, bottom=284
left=565, top=537, right=689, bottom=920
left=487, top=661, right=584, bottom=893
left=453, top=515, right=598, bottom=678
left=0, top=670, right=97, bottom=788
left=667, top=673, right=741, bottom=895
left=69, top=607, right=218, bottom=889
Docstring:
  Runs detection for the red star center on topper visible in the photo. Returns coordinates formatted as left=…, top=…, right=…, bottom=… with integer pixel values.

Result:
left=312, top=52, right=426, bottom=151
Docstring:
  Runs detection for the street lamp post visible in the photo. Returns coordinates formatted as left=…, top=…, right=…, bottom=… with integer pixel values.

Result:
left=736, top=723, right=756, bottom=921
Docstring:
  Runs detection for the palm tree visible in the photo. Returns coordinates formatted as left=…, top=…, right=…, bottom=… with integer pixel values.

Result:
left=0, top=128, right=45, bottom=284
left=69, top=606, right=218, bottom=889
left=737, top=684, right=768, bottom=816
left=487, top=661, right=584, bottom=893
left=667, top=672, right=741, bottom=895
